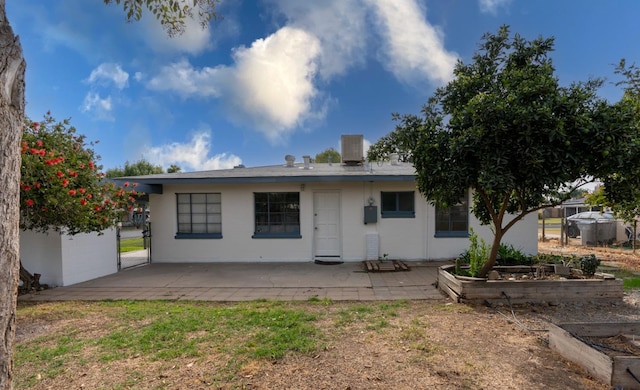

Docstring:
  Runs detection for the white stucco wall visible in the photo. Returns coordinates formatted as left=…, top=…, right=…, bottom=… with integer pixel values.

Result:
left=20, top=230, right=63, bottom=286
left=149, top=181, right=537, bottom=263
left=20, top=229, right=117, bottom=287
left=60, top=229, right=117, bottom=286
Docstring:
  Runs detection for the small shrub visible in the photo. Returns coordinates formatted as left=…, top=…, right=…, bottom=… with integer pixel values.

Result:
left=496, top=243, right=530, bottom=266
left=467, top=228, right=490, bottom=277
left=579, top=254, right=600, bottom=277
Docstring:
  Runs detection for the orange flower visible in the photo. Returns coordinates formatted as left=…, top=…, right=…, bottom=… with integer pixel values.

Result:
left=62, top=179, right=70, bottom=187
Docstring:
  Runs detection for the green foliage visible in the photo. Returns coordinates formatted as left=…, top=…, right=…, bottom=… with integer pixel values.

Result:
left=579, top=254, right=601, bottom=277
left=167, top=164, right=181, bottom=173
left=457, top=229, right=491, bottom=277
left=591, top=61, right=640, bottom=222
left=105, top=159, right=164, bottom=178
left=370, top=25, right=621, bottom=277
left=103, top=0, right=220, bottom=37
left=20, top=113, right=139, bottom=235
left=314, top=147, right=341, bottom=163
left=366, top=118, right=419, bottom=163
left=467, top=230, right=490, bottom=277
left=496, top=243, right=530, bottom=266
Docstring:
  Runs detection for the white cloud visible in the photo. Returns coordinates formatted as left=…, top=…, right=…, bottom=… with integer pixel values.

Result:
left=87, top=63, right=129, bottom=89
left=81, top=92, right=113, bottom=120
left=269, top=0, right=368, bottom=79
left=147, top=27, right=323, bottom=144
left=134, top=72, right=144, bottom=82
left=478, top=0, right=511, bottom=15
left=224, top=26, right=322, bottom=142
left=365, top=0, right=458, bottom=86
left=147, top=59, right=224, bottom=98
left=143, top=131, right=242, bottom=171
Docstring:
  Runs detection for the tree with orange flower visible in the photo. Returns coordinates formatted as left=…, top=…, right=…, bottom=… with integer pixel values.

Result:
left=21, top=113, right=139, bottom=235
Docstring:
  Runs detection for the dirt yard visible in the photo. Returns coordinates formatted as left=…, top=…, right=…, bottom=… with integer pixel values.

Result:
left=13, top=241, right=640, bottom=390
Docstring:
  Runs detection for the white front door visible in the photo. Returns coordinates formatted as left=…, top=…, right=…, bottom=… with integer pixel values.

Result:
left=313, top=192, right=341, bottom=259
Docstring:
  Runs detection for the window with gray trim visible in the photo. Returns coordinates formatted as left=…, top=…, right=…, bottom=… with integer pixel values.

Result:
left=435, top=196, right=468, bottom=237
left=381, top=191, right=415, bottom=218
left=176, top=193, right=222, bottom=238
left=253, top=192, right=300, bottom=238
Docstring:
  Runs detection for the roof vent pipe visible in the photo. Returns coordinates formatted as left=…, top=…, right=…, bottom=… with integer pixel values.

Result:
left=303, top=155, right=311, bottom=169
left=390, top=153, right=399, bottom=166
left=285, top=155, right=295, bottom=168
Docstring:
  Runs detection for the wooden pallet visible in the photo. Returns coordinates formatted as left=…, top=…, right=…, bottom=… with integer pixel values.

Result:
left=363, top=260, right=410, bottom=272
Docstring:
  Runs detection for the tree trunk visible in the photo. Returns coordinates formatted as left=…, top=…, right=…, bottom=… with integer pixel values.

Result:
left=478, top=229, right=503, bottom=278
left=0, top=1, right=25, bottom=389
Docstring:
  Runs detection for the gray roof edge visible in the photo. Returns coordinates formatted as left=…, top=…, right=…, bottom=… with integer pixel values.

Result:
left=122, top=175, right=416, bottom=185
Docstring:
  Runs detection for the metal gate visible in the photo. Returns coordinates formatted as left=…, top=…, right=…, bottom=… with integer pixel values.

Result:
left=117, top=222, right=151, bottom=271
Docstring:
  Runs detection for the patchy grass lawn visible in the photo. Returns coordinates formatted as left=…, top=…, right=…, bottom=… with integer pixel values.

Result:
left=14, top=300, right=609, bottom=390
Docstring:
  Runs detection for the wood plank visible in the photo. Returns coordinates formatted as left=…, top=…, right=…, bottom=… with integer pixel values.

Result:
left=548, top=323, right=613, bottom=384
left=561, top=323, right=640, bottom=338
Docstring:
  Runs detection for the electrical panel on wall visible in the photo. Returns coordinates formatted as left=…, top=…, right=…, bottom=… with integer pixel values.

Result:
left=364, top=206, right=377, bottom=224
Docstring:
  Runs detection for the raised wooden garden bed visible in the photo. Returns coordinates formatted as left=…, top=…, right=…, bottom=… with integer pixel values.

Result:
left=549, top=322, right=640, bottom=389
left=437, top=264, right=623, bottom=305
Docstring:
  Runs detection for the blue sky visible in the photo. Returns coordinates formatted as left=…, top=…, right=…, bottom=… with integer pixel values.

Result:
left=6, top=0, right=640, bottom=172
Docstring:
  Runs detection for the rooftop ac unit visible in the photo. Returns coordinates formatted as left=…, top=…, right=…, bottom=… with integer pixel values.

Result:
left=341, top=134, right=364, bottom=165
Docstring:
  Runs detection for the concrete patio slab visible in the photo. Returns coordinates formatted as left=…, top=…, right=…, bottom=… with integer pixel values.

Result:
left=18, top=261, right=449, bottom=302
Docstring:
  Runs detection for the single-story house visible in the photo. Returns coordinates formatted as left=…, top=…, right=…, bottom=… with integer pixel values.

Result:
left=116, top=141, right=537, bottom=264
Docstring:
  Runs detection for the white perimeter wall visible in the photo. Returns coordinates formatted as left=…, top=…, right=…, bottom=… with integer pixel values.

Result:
left=149, top=182, right=537, bottom=263
left=20, top=229, right=117, bottom=287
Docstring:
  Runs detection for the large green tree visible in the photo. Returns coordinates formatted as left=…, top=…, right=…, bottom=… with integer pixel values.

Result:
left=0, top=2, right=218, bottom=388
left=591, top=60, right=640, bottom=223
left=370, top=26, right=620, bottom=277
left=106, top=159, right=164, bottom=178
left=314, top=148, right=341, bottom=164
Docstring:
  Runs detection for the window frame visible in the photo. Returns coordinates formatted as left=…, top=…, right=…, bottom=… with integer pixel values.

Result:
left=175, top=193, right=222, bottom=239
left=380, top=191, right=415, bottom=218
left=252, top=192, right=301, bottom=239
left=434, top=195, right=469, bottom=238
